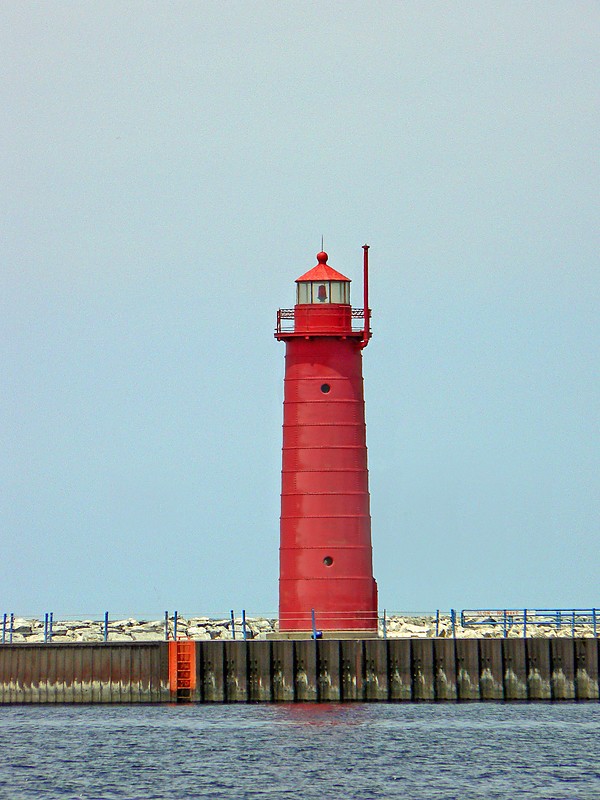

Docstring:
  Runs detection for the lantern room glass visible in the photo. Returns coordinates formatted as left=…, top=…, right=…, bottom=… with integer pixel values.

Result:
left=296, top=281, right=350, bottom=305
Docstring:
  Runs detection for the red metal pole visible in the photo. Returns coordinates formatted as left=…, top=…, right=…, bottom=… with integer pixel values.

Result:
left=361, top=244, right=370, bottom=348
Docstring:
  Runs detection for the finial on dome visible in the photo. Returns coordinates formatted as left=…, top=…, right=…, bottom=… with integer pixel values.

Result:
left=316, top=251, right=328, bottom=264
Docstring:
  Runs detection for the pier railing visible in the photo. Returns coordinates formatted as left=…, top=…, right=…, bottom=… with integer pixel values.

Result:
left=2, top=608, right=599, bottom=644
left=460, top=608, right=599, bottom=637
left=275, top=307, right=367, bottom=334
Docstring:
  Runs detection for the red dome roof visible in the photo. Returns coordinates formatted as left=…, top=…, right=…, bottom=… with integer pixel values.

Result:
left=295, top=251, right=351, bottom=283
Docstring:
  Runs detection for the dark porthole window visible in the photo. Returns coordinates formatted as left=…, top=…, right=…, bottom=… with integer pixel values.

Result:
left=323, top=556, right=333, bottom=567
left=321, top=383, right=331, bottom=394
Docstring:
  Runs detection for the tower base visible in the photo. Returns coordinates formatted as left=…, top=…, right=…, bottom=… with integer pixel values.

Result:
left=267, top=630, right=380, bottom=640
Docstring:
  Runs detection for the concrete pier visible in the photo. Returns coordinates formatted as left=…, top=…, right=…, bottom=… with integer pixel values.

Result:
left=1, top=638, right=599, bottom=703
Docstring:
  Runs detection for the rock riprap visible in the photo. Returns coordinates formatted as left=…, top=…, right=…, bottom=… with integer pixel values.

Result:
left=1, top=615, right=597, bottom=642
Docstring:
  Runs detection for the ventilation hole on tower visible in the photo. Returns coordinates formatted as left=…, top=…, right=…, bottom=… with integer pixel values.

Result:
left=323, top=556, right=333, bottom=567
left=321, top=383, right=331, bottom=394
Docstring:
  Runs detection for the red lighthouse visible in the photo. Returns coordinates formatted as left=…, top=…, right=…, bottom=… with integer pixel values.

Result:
left=275, top=246, right=378, bottom=636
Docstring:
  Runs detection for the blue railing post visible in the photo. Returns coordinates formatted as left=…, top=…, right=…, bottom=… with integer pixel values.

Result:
left=451, top=609, right=456, bottom=638
left=311, top=609, right=317, bottom=639
left=164, top=611, right=169, bottom=641
left=49, top=612, right=53, bottom=642
left=382, top=609, right=387, bottom=640
left=572, top=610, right=576, bottom=638
left=593, top=608, right=597, bottom=638
left=435, top=609, right=440, bottom=637
left=104, top=611, right=109, bottom=643
left=173, top=610, right=178, bottom=641
left=44, top=613, right=49, bottom=643
left=242, top=609, right=247, bottom=641
left=503, top=610, right=508, bottom=638
left=230, top=610, right=236, bottom=640
left=1, top=613, right=6, bottom=644
left=523, top=609, right=527, bottom=638
left=9, top=613, right=14, bottom=644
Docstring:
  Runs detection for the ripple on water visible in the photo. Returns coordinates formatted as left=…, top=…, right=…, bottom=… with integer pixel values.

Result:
left=0, top=704, right=599, bottom=799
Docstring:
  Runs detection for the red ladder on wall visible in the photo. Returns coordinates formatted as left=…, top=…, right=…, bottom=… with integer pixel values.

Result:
left=168, top=640, right=196, bottom=702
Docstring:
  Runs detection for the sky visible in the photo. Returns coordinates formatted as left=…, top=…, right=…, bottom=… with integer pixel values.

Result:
left=1, top=2, right=598, bottom=618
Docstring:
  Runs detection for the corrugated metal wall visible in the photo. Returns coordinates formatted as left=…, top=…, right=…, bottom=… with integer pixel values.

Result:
left=0, top=638, right=598, bottom=703
left=0, top=643, right=169, bottom=703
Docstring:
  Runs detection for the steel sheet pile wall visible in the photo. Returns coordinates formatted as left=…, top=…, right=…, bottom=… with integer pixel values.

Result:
left=1, top=639, right=599, bottom=703
left=0, top=643, right=170, bottom=703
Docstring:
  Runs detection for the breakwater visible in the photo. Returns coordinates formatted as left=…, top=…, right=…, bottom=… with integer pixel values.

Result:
left=3, top=612, right=598, bottom=643
left=1, top=637, right=599, bottom=703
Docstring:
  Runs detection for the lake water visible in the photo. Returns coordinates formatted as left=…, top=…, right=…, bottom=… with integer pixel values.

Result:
left=0, top=703, right=599, bottom=799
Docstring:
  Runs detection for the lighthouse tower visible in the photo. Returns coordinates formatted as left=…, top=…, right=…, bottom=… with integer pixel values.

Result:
left=275, top=247, right=378, bottom=635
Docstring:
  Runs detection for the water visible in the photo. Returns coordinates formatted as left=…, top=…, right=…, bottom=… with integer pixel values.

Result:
left=0, top=704, right=599, bottom=799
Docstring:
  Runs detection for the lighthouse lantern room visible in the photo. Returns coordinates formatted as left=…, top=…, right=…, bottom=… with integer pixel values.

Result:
left=275, top=247, right=378, bottom=636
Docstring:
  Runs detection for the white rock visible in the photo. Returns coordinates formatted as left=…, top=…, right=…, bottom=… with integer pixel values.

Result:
left=130, top=622, right=164, bottom=632
left=48, top=626, right=69, bottom=636
left=400, top=623, right=430, bottom=635
left=252, top=620, right=274, bottom=631
left=61, top=620, right=94, bottom=630
left=80, top=631, right=105, bottom=642
left=187, top=626, right=209, bottom=637
left=187, top=629, right=211, bottom=640
left=10, top=621, right=33, bottom=635
left=25, top=633, right=47, bottom=643
left=129, top=625, right=162, bottom=635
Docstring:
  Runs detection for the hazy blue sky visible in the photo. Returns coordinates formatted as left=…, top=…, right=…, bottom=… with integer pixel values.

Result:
left=2, top=2, right=598, bottom=618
